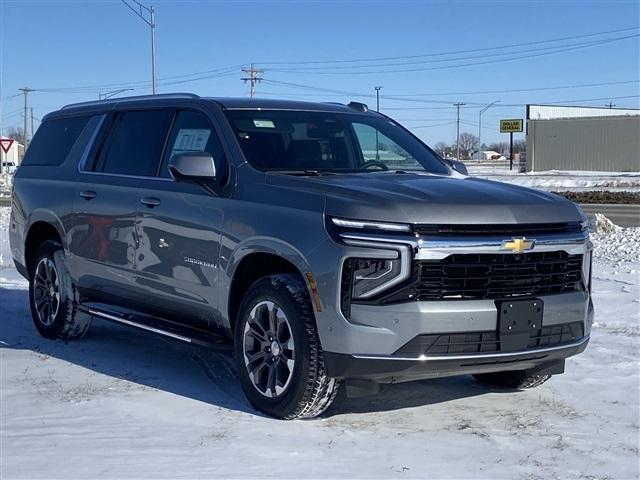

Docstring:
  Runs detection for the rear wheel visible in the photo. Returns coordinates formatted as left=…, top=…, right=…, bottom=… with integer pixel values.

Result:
left=233, top=274, right=340, bottom=419
left=29, top=240, right=91, bottom=340
left=473, top=371, right=551, bottom=389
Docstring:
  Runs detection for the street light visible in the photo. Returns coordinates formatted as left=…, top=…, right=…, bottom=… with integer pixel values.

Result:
left=478, top=100, right=499, bottom=162
left=121, top=0, right=157, bottom=95
left=98, top=88, right=134, bottom=100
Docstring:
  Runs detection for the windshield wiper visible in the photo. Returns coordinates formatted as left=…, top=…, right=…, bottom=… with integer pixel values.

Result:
left=271, top=170, right=338, bottom=176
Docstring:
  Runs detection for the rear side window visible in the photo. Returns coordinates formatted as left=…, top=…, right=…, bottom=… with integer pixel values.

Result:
left=21, top=116, right=90, bottom=166
left=94, top=110, right=174, bottom=176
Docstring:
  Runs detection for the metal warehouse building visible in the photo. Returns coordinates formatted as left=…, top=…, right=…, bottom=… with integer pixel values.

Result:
left=526, top=105, right=640, bottom=172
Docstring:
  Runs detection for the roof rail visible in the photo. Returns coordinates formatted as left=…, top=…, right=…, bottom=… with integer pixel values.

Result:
left=61, top=93, right=200, bottom=110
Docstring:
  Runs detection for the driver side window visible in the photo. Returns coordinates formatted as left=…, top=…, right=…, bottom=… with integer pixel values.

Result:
left=352, top=123, right=423, bottom=170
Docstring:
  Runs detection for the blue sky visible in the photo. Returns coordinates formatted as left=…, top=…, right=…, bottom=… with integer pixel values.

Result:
left=1, top=0, right=638, bottom=146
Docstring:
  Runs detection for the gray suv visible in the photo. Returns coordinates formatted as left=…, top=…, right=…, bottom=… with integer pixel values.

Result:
left=9, top=94, right=593, bottom=419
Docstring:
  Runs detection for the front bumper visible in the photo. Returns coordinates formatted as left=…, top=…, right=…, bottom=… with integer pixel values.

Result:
left=325, top=335, right=589, bottom=383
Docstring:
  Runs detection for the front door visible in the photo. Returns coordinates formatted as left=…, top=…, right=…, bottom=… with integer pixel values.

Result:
left=134, top=109, right=228, bottom=331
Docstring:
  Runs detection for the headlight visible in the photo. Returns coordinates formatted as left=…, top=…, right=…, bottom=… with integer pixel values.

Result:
left=331, top=217, right=411, bottom=233
left=350, top=258, right=403, bottom=299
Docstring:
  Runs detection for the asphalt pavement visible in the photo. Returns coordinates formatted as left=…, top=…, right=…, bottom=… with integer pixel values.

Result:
left=579, top=203, right=640, bottom=227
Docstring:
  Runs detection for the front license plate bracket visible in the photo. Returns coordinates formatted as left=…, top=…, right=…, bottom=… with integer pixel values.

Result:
left=497, top=299, right=544, bottom=352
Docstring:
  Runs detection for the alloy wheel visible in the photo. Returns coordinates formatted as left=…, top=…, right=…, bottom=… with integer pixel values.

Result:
left=33, top=257, right=60, bottom=326
left=242, top=300, right=295, bottom=398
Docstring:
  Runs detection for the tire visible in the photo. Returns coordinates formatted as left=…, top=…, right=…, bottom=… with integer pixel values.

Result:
left=28, top=240, right=91, bottom=340
left=233, top=274, right=340, bottom=419
left=473, top=371, right=551, bottom=389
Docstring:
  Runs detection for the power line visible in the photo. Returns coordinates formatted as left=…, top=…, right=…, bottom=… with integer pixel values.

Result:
left=379, top=79, right=640, bottom=97
left=259, top=26, right=639, bottom=65
left=267, top=35, right=637, bottom=72
left=267, top=34, right=639, bottom=75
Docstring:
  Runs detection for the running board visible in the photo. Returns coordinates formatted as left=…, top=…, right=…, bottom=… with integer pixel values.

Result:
left=79, top=303, right=232, bottom=353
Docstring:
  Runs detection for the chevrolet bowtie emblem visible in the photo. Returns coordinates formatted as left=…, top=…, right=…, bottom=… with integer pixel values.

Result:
left=502, top=237, right=535, bottom=253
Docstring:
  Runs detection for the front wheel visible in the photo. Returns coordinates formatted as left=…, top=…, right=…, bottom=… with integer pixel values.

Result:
left=233, top=274, right=340, bottom=419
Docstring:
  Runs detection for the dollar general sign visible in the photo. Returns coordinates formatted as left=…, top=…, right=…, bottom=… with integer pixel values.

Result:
left=500, top=119, right=523, bottom=133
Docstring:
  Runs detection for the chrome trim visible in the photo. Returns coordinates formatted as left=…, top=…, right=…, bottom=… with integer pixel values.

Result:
left=339, top=231, right=591, bottom=260
left=88, top=309, right=193, bottom=343
left=415, top=234, right=590, bottom=259
left=352, top=336, right=589, bottom=361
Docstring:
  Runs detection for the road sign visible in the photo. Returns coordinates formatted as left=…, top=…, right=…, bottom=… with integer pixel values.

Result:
left=0, top=137, right=15, bottom=154
left=499, top=119, right=523, bottom=133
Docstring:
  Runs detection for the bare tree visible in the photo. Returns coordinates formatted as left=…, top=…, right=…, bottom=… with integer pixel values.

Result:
left=457, top=132, right=479, bottom=159
left=433, top=141, right=448, bottom=156
left=5, top=127, right=25, bottom=144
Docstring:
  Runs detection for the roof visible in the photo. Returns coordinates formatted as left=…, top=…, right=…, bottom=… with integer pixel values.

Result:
left=527, top=104, right=640, bottom=120
left=56, top=93, right=370, bottom=116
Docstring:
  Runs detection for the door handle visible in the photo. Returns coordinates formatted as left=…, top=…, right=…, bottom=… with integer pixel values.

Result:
left=79, top=190, right=97, bottom=200
left=140, top=197, right=161, bottom=208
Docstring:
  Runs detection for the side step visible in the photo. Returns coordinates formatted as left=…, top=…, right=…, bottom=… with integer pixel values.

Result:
left=79, top=302, right=233, bottom=353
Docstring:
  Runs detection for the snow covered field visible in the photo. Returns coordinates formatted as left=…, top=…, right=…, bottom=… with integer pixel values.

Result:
left=1, top=206, right=639, bottom=479
left=467, top=166, right=640, bottom=192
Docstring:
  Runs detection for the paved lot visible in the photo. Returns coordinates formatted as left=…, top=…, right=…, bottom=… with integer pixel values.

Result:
left=579, top=203, right=640, bottom=227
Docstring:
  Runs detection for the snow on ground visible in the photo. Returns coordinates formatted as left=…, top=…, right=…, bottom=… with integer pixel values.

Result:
left=1, top=206, right=639, bottom=479
left=467, top=165, right=640, bottom=192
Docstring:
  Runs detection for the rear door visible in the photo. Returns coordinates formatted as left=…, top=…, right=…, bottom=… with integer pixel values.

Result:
left=134, top=108, right=229, bottom=330
left=70, top=109, right=174, bottom=306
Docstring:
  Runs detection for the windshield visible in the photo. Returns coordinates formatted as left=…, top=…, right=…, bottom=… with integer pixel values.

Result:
left=224, top=110, right=450, bottom=175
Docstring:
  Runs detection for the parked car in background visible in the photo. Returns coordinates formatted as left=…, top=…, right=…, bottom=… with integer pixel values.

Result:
left=1, top=160, right=17, bottom=174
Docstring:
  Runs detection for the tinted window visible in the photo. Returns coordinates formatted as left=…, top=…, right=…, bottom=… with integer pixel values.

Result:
left=159, top=110, right=227, bottom=181
left=96, top=110, right=174, bottom=176
left=21, top=116, right=90, bottom=166
left=224, top=110, right=449, bottom=175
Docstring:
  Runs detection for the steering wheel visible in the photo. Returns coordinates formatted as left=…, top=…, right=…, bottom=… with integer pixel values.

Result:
left=359, top=161, right=389, bottom=171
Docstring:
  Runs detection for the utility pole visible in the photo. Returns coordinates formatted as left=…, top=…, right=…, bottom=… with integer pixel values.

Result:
left=454, top=102, right=465, bottom=160
left=374, top=86, right=382, bottom=112
left=478, top=100, right=499, bottom=162
left=605, top=101, right=616, bottom=109
left=241, top=64, right=263, bottom=98
left=31, top=107, right=34, bottom=138
left=19, top=87, right=34, bottom=148
left=374, top=86, right=382, bottom=160
left=121, top=0, right=157, bottom=94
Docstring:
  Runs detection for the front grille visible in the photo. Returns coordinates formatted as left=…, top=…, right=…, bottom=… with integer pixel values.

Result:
left=394, top=322, right=584, bottom=357
left=374, top=251, right=584, bottom=303
left=413, top=222, right=582, bottom=237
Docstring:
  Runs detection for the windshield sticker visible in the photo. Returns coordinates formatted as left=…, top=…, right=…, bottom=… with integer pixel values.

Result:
left=253, top=119, right=276, bottom=128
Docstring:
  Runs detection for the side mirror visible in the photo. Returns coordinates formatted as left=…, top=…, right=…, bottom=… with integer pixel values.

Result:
left=449, top=159, right=468, bottom=175
left=168, top=152, right=217, bottom=182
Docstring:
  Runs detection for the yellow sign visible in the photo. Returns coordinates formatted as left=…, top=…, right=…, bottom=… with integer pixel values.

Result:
left=502, top=237, right=535, bottom=253
left=500, top=119, right=523, bottom=133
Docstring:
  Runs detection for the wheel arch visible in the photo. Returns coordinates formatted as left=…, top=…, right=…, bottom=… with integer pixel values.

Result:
left=24, top=213, right=66, bottom=276
left=225, top=241, right=317, bottom=336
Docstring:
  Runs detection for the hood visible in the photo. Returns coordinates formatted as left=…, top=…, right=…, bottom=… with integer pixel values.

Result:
left=265, top=172, right=583, bottom=225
